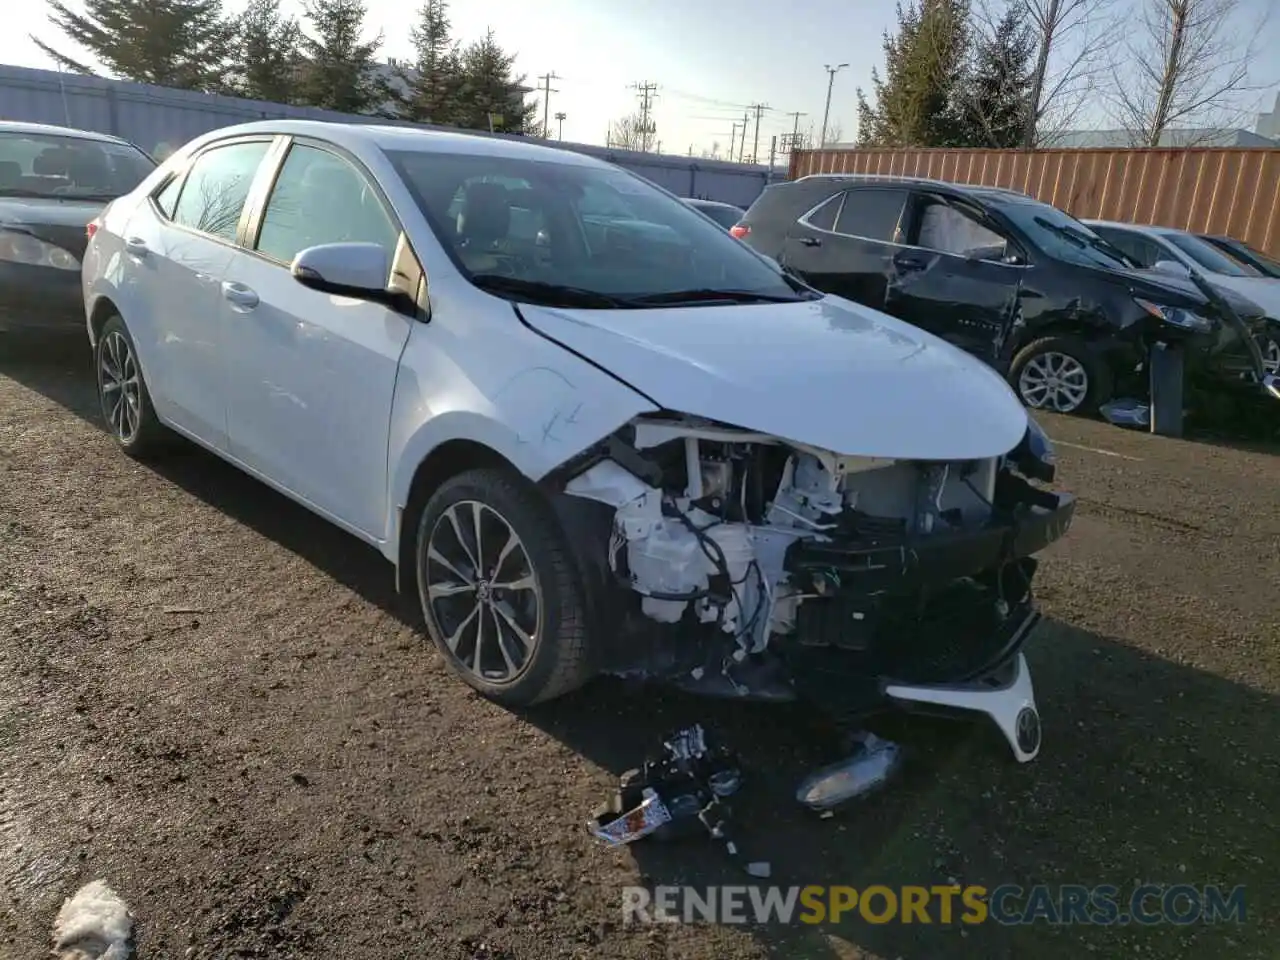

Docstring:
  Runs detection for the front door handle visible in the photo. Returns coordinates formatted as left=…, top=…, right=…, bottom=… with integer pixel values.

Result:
left=124, top=237, right=148, bottom=257
left=797, top=236, right=822, bottom=248
left=221, top=281, right=259, bottom=309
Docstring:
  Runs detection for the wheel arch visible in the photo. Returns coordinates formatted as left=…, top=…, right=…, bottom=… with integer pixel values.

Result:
left=87, top=294, right=120, bottom=348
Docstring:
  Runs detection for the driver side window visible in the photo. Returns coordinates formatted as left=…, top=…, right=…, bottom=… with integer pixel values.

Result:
left=915, top=201, right=1010, bottom=260
left=255, top=143, right=398, bottom=264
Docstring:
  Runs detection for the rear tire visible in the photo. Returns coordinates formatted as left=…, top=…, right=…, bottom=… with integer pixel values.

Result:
left=415, top=467, right=593, bottom=706
left=95, top=314, right=169, bottom=458
left=1008, top=335, right=1112, bottom=414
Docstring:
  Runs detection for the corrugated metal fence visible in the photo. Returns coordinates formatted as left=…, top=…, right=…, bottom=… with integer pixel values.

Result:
left=790, top=146, right=1280, bottom=258
left=0, top=63, right=785, bottom=208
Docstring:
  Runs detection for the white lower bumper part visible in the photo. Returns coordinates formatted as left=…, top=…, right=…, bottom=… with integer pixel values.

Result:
left=882, top=652, right=1042, bottom=763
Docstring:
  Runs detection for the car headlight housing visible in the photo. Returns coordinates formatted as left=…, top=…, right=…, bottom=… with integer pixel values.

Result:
left=0, top=230, right=80, bottom=271
left=1133, top=297, right=1214, bottom=333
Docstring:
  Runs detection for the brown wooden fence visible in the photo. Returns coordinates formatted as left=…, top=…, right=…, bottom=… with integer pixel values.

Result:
left=788, top=146, right=1280, bottom=259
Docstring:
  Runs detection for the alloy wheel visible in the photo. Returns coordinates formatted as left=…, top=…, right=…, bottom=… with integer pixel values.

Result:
left=1018, top=351, right=1089, bottom=413
left=424, top=500, right=542, bottom=685
left=99, top=330, right=142, bottom=443
left=1263, top=337, right=1280, bottom=377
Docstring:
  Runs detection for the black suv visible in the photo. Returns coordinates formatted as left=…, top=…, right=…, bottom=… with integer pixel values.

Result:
left=733, top=174, right=1273, bottom=415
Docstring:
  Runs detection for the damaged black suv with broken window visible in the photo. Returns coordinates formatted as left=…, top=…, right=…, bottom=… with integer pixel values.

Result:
left=732, top=175, right=1276, bottom=418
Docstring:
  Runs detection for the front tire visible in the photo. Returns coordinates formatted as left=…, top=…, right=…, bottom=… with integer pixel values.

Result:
left=95, top=314, right=168, bottom=458
left=415, top=467, right=592, bottom=706
left=1009, top=335, right=1112, bottom=414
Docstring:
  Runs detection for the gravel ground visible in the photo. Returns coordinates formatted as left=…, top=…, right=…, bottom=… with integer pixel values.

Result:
left=2, top=335, right=1277, bottom=960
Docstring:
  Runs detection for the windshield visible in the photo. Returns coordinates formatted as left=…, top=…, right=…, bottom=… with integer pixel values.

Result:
left=0, top=131, right=155, bottom=200
left=386, top=149, right=805, bottom=308
left=996, top=198, right=1136, bottom=269
left=1162, top=232, right=1261, bottom=277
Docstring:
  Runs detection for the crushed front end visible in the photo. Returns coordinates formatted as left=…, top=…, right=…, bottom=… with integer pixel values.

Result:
left=555, top=412, right=1074, bottom=762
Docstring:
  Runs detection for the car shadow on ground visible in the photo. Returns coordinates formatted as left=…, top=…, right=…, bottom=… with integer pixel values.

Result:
left=4, top=340, right=1277, bottom=959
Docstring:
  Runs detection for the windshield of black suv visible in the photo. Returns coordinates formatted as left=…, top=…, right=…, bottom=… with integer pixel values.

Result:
left=387, top=149, right=808, bottom=308
left=0, top=131, right=156, bottom=201
left=993, top=197, right=1137, bottom=270
left=1161, top=231, right=1261, bottom=277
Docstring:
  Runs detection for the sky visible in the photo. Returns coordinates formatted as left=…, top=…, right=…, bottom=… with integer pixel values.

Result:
left=3, top=0, right=1279, bottom=157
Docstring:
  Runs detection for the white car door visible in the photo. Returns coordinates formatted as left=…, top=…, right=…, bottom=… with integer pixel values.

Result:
left=220, top=139, right=415, bottom=540
left=120, top=137, right=276, bottom=449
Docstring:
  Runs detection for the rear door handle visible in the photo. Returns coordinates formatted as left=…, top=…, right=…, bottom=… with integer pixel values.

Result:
left=221, top=281, right=259, bottom=309
left=797, top=236, right=822, bottom=248
left=124, top=237, right=148, bottom=257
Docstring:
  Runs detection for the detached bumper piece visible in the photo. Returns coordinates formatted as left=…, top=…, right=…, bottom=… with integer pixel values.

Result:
left=777, top=492, right=1074, bottom=747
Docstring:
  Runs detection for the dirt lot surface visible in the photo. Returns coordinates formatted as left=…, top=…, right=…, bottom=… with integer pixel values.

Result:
left=2, top=336, right=1278, bottom=960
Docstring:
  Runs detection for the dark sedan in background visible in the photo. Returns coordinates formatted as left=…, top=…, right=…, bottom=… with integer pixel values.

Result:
left=684, top=197, right=745, bottom=231
left=1197, top=234, right=1280, bottom=279
left=0, top=121, right=156, bottom=334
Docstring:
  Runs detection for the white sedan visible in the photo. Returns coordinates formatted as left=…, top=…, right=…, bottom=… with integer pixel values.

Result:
left=1084, top=219, right=1280, bottom=374
left=81, top=120, right=1074, bottom=762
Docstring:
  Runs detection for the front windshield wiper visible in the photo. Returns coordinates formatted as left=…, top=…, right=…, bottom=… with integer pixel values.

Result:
left=469, top=273, right=629, bottom=308
left=621, top=288, right=802, bottom=306
left=0, top=188, right=61, bottom=199
left=1032, top=216, right=1133, bottom=266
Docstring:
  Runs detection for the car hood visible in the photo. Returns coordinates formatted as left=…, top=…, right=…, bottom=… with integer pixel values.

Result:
left=1201, top=274, right=1280, bottom=319
left=0, top=196, right=106, bottom=259
left=518, top=294, right=1030, bottom=461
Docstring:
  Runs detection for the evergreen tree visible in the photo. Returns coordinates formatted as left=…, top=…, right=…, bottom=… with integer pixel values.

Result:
left=452, top=30, right=538, bottom=134
left=402, top=0, right=463, bottom=124
left=297, top=0, right=390, bottom=114
left=956, top=3, right=1036, bottom=147
left=856, top=0, right=972, bottom=147
left=32, top=0, right=238, bottom=92
left=234, top=0, right=303, bottom=103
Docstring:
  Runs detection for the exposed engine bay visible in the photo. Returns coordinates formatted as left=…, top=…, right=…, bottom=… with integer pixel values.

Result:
left=559, top=411, right=1074, bottom=720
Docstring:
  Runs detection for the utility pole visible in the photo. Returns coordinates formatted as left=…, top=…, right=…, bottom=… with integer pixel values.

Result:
left=729, top=121, right=739, bottom=158
left=554, top=111, right=566, bottom=139
left=631, top=81, right=659, bottom=151
left=737, top=112, right=749, bottom=162
left=820, top=63, right=848, bottom=147
left=786, top=110, right=807, bottom=148
left=537, top=72, right=560, bottom=139
left=747, top=102, right=770, bottom=165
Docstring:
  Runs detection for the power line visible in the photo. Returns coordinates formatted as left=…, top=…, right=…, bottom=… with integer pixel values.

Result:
left=537, top=71, right=560, bottom=138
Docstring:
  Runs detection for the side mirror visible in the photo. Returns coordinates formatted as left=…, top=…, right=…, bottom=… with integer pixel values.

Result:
left=1152, top=259, right=1191, bottom=278
left=291, top=242, right=392, bottom=299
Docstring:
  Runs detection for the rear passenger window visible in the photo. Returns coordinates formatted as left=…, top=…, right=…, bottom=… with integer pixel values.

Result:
left=802, top=194, right=842, bottom=231
left=171, top=140, right=271, bottom=241
left=835, top=188, right=908, bottom=241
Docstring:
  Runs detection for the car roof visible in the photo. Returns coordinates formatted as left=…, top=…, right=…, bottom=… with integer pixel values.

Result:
left=0, top=119, right=140, bottom=147
left=687, top=198, right=742, bottom=210
left=790, top=173, right=1034, bottom=202
left=189, top=119, right=607, bottom=168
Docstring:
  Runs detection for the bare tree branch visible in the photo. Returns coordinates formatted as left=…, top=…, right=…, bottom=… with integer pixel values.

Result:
left=1107, top=0, right=1272, bottom=146
left=607, top=113, right=657, bottom=152
left=1003, top=0, right=1122, bottom=146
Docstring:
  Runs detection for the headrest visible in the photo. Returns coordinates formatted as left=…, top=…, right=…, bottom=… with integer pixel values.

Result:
left=456, top=181, right=511, bottom=246
left=33, top=148, right=69, bottom=175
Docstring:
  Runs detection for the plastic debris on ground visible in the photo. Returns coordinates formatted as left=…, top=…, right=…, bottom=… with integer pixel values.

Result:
left=1099, top=398, right=1151, bottom=428
left=794, top=731, right=904, bottom=813
left=588, top=723, right=768, bottom=877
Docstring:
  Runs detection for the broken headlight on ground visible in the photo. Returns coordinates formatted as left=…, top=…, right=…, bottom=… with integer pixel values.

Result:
left=560, top=412, right=1074, bottom=761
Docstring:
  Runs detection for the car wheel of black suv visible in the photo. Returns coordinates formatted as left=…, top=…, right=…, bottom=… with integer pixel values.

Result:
left=95, top=314, right=170, bottom=458
left=415, top=467, right=593, bottom=706
left=1009, top=335, right=1112, bottom=414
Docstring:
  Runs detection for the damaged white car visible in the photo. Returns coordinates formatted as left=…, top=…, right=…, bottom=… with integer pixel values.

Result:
left=83, top=120, right=1074, bottom=763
